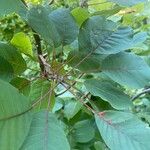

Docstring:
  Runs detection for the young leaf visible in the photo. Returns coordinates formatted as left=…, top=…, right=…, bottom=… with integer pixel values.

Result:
left=21, top=110, right=70, bottom=150
left=95, top=111, right=150, bottom=150
left=84, top=79, right=132, bottom=110
left=11, top=32, right=33, bottom=57
left=102, top=52, right=150, bottom=88
left=0, top=79, right=32, bottom=150
left=71, top=7, right=89, bottom=26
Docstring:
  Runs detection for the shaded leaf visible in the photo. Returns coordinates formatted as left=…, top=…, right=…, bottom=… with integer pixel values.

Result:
left=27, top=6, right=61, bottom=47
left=0, top=56, right=14, bottom=82
left=0, top=42, right=26, bottom=74
left=49, top=8, right=78, bottom=45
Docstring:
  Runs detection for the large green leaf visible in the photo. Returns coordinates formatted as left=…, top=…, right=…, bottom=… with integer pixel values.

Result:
left=49, top=8, right=78, bottom=45
left=101, top=52, right=150, bottom=88
left=0, top=56, right=14, bottom=82
left=0, top=42, right=26, bottom=74
left=27, top=6, right=61, bottom=47
left=0, top=79, right=32, bottom=150
left=79, top=16, right=147, bottom=54
left=21, top=110, right=70, bottom=150
left=95, top=111, right=150, bottom=150
left=0, top=0, right=26, bottom=17
left=84, top=79, right=132, bottom=110
left=108, top=0, right=147, bottom=6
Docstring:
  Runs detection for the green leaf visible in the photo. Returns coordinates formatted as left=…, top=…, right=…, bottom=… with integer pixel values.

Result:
left=102, top=52, right=150, bottom=88
left=79, top=16, right=147, bottom=54
left=67, top=50, right=105, bottom=73
left=0, top=42, right=26, bottom=74
left=11, top=32, right=33, bottom=57
left=0, top=56, right=14, bottom=82
left=10, top=77, right=30, bottom=96
left=73, top=120, right=95, bottom=143
left=27, top=6, right=61, bottom=47
left=49, top=8, right=78, bottom=45
left=108, top=0, right=147, bottom=6
left=29, top=79, right=51, bottom=108
left=94, top=141, right=108, bottom=150
left=95, top=111, right=150, bottom=150
left=0, top=0, right=26, bottom=17
left=71, top=7, right=89, bottom=26
left=0, top=79, right=32, bottom=150
left=21, top=110, right=70, bottom=150
left=64, top=98, right=82, bottom=120
left=84, top=79, right=132, bottom=110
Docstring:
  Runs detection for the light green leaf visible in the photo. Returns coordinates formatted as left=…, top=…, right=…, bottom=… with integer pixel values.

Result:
left=102, top=52, right=150, bottom=88
left=84, top=79, right=132, bottom=110
left=0, top=42, right=26, bottom=74
left=49, top=8, right=79, bottom=45
left=79, top=16, right=147, bottom=54
left=71, top=7, right=89, bottom=26
left=73, top=120, right=95, bottom=143
left=108, top=0, right=147, bottom=6
left=11, top=32, right=33, bottom=57
left=21, top=110, right=70, bottom=150
left=0, top=0, right=26, bottom=17
left=0, top=79, right=32, bottom=150
left=27, top=6, right=61, bottom=47
left=0, top=56, right=14, bottom=82
left=95, top=111, right=150, bottom=150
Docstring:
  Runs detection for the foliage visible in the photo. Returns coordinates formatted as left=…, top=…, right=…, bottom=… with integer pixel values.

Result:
left=0, top=0, right=150, bottom=150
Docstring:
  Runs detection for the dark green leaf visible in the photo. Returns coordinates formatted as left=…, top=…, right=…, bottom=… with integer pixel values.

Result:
left=0, top=42, right=26, bottom=74
left=27, top=6, right=61, bottom=47
left=0, top=56, right=14, bottom=82
left=0, top=0, right=26, bottom=17
left=49, top=8, right=78, bottom=45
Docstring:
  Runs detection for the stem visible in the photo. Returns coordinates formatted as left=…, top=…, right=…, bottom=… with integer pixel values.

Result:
left=131, top=88, right=150, bottom=101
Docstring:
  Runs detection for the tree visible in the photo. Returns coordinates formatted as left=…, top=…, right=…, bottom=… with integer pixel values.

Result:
left=0, top=0, right=150, bottom=150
